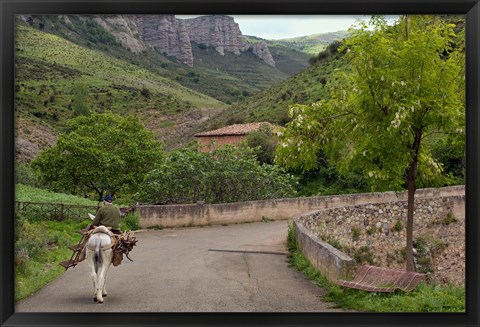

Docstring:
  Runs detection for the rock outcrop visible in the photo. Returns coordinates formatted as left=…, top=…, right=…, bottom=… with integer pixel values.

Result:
left=183, top=15, right=249, bottom=56
left=249, top=41, right=275, bottom=67
left=137, top=15, right=194, bottom=67
left=94, top=15, right=147, bottom=54
left=27, top=14, right=276, bottom=67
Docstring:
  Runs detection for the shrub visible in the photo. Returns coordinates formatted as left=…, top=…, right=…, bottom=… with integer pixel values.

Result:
left=353, top=246, right=375, bottom=265
left=392, top=220, right=403, bottom=232
left=16, top=163, right=41, bottom=187
left=140, top=87, right=151, bottom=98
left=120, top=213, right=140, bottom=231
left=441, top=212, right=458, bottom=225
left=351, top=227, right=361, bottom=240
left=243, top=123, right=277, bottom=164
left=136, top=146, right=297, bottom=205
left=15, top=214, right=49, bottom=259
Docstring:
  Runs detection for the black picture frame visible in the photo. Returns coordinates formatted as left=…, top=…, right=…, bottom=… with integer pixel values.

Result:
left=1, top=1, right=479, bottom=326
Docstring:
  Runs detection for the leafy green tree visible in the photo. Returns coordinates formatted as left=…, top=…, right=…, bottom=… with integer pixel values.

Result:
left=136, top=146, right=297, bottom=204
left=32, top=112, right=163, bottom=201
left=276, top=16, right=464, bottom=271
left=243, top=123, right=278, bottom=164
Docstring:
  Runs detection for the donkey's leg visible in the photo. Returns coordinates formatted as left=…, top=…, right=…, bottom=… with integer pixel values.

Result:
left=98, top=251, right=113, bottom=301
left=96, top=266, right=108, bottom=303
left=102, top=274, right=107, bottom=297
left=86, top=250, right=99, bottom=302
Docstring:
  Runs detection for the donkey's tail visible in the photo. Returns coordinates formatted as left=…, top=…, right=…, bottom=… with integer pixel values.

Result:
left=94, top=238, right=103, bottom=274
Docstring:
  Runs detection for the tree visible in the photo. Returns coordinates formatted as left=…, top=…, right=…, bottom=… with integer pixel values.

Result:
left=275, top=16, right=465, bottom=272
left=243, top=123, right=278, bottom=164
left=135, top=146, right=298, bottom=205
left=32, top=112, right=163, bottom=201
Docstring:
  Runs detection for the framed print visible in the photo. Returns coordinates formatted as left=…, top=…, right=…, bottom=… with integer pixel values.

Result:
left=1, top=0, right=479, bottom=326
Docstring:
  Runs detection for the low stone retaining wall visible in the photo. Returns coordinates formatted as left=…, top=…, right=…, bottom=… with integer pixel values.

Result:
left=293, top=216, right=356, bottom=281
left=294, top=188, right=465, bottom=286
left=137, top=186, right=464, bottom=229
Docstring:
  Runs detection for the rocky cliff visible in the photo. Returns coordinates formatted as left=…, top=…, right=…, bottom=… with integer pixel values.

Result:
left=136, top=15, right=195, bottom=67
left=93, top=15, right=275, bottom=67
left=94, top=15, right=147, bottom=54
left=249, top=41, right=275, bottom=67
left=183, top=15, right=249, bottom=56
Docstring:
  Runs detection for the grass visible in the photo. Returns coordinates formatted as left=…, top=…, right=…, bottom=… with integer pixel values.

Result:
left=16, top=184, right=98, bottom=205
left=15, top=217, right=90, bottom=301
left=287, top=224, right=465, bottom=312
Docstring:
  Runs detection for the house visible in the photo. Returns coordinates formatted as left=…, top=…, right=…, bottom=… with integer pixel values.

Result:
left=194, top=122, right=278, bottom=152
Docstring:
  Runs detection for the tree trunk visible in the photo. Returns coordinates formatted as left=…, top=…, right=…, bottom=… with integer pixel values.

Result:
left=406, top=165, right=416, bottom=272
left=405, top=128, right=422, bottom=272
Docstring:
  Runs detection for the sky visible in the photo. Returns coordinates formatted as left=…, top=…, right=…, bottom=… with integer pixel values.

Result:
left=177, top=15, right=398, bottom=40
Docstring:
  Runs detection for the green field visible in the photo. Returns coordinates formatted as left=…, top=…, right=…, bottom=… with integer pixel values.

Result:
left=16, top=184, right=99, bottom=205
left=272, top=31, right=349, bottom=55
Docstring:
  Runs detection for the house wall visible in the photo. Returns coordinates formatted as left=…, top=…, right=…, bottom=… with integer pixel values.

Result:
left=196, top=135, right=245, bottom=152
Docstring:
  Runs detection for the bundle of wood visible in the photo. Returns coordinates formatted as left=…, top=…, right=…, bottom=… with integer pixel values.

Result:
left=112, top=231, right=138, bottom=266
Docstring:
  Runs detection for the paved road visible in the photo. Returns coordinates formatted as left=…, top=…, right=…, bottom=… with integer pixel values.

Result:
left=16, top=220, right=344, bottom=312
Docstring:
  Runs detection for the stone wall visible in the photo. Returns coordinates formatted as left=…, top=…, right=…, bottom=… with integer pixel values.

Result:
left=296, top=192, right=465, bottom=286
left=137, top=186, right=464, bottom=229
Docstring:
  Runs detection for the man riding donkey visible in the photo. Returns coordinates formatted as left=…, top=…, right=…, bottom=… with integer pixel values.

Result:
left=60, top=194, right=137, bottom=269
left=91, top=194, right=122, bottom=235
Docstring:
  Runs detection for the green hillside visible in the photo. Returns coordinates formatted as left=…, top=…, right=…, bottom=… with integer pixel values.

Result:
left=184, top=43, right=289, bottom=104
left=15, top=24, right=224, bottom=127
left=245, top=35, right=311, bottom=75
left=20, top=16, right=302, bottom=105
left=203, top=43, right=347, bottom=129
left=273, top=31, right=349, bottom=55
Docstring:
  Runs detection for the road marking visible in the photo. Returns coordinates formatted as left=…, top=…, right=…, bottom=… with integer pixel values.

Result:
left=208, top=249, right=289, bottom=255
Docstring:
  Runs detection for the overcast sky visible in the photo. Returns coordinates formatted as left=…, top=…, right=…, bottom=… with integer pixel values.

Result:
left=177, top=15, right=398, bottom=40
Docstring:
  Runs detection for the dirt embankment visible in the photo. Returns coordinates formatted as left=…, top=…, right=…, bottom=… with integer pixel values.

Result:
left=16, top=117, right=57, bottom=163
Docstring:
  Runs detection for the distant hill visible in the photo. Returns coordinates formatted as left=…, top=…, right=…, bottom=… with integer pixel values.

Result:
left=272, top=31, right=349, bottom=55
left=245, top=35, right=311, bottom=75
left=200, top=42, right=347, bottom=131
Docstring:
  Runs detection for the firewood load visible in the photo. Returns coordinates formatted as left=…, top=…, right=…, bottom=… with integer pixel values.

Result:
left=60, top=229, right=137, bottom=269
left=112, top=231, right=138, bottom=266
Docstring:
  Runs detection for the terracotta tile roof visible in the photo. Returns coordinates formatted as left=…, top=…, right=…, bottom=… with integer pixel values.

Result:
left=194, top=122, right=278, bottom=137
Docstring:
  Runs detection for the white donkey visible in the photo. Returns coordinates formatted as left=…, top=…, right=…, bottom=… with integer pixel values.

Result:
left=86, top=213, right=115, bottom=303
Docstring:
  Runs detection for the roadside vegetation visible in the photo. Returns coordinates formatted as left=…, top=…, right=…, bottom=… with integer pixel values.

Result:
left=135, top=145, right=298, bottom=205
left=16, top=184, right=98, bottom=205
left=15, top=218, right=80, bottom=301
left=287, top=225, right=465, bottom=312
